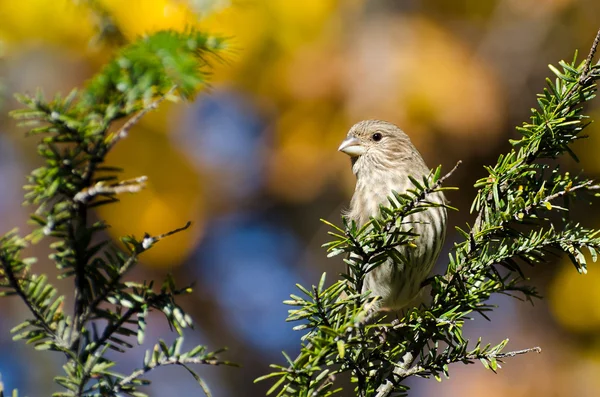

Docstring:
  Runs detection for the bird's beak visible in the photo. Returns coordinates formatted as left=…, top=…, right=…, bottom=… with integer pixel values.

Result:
left=338, top=136, right=365, bottom=157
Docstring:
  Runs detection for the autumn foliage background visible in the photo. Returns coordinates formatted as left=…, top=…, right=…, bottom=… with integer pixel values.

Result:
left=1, top=1, right=600, bottom=396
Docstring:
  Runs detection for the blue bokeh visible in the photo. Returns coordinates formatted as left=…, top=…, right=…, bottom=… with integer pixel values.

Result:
left=192, top=212, right=308, bottom=353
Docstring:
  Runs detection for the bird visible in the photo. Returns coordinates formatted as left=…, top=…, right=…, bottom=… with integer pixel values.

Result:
left=338, top=120, right=447, bottom=310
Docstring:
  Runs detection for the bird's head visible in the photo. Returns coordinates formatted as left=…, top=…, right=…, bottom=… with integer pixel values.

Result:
left=338, top=120, right=418, bottom=173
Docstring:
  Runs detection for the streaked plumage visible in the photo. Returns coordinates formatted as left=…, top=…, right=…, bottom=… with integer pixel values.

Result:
left=339, top=120, right=447, bottom=310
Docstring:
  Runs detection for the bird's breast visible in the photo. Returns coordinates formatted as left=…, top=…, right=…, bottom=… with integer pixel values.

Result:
left=348, top=173, right=413, bottom=226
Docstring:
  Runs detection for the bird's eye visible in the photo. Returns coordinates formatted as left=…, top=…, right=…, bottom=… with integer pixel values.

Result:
left=372, top=133, right=383, bottom=142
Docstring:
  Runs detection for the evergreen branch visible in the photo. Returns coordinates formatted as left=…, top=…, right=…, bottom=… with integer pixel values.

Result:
left=261, top=29, right=600, bottom=397
left=78, top=289, right=188, bottom=395
left=110, top=342, right=233, bottom=396
left=82, top=222, right=191, bottom=324
left=3, top=28, right=231, bottom=396
left=0, top=256, right=59, bottom=344
left=519, top=180, right=595, bottom=215
left=105, top=86, right=176, bottom=152
left=450, top=179, right=598, bottom=280
left=375, top=346, right=541, bottom=397
left=563, top=28, right=600, bottom=103
left=470, top=29, right=600, bottom=238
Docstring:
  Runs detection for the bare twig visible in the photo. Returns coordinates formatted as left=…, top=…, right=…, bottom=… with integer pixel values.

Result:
left=73, top=176, right=148, bottom=203
left=141, top=221, right=192, bottom=250
left=581, top=28, right=600, bottom=82
left=495, top=346, right=542, bottom=358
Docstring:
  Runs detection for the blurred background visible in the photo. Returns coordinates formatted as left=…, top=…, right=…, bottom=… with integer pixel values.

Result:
left=1, top=0, right=600, bottom=395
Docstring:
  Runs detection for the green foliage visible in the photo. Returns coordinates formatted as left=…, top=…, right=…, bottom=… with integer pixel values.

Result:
left=258, top=31, right=600, bottom=396
left=0, top=29, right=232, bottom=397
left=83, top=30, right=226, bottom=108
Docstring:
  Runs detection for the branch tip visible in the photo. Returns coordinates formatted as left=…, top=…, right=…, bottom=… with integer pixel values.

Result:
left=496, top=346, right=541, bottom=358
left=584, top=28, right=600, bottom=74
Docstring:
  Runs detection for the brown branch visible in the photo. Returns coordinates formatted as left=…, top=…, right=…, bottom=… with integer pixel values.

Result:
left=580, top=28, right=600, bottom=84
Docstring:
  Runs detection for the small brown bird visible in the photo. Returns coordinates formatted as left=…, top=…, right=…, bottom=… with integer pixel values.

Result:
left=339, top=120, right=447, bottom=310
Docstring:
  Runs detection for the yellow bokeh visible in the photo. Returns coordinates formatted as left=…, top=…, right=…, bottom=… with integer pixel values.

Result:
left=100, top=0, right=196, bottom=38
left=267, top=102, right=347, bottom=202
left=201, top=0, right=343, bottom=85
left=4, top=0, right=600, bottom=395
left=0, top=0, right=94, bottom=50
left=200, top=3, right=267, bottom=56
left=95, top=105, right=206, bottom=268
left=343, top=15, right=503, bottom=152
left=264, top=0, right=339, bottom=49
left=549, top=261, right=600, bottom=332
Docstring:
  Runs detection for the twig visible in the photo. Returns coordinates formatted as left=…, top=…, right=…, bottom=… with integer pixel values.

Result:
left=554, top=28, right=600, bottom=118
left=107, top=86, right=177, bottom=151
left=581, top=28, right=600, bottom=83
left=73, top=176, right=148, bottom=203
left=141, top=221, right=192, bottom=250
left=375, top=352, right=419, bottom=397
left=435, top=161, right=463, bottom=187
left=375, top=347, right=541, bottom=397
left=494, top=346, right=541, bottom=358
left=520, top=181, right=594, bottom=216
left=112, top=355, right=228, bottom=394
left=82, top=221, right=192, bottom=324
left=71, top=86, right=178, bottom=354
left=313, top=374, right=337, bottom=396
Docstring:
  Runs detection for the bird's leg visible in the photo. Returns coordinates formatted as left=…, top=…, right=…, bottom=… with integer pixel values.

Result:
left=376, top=309, right=405, bottom=343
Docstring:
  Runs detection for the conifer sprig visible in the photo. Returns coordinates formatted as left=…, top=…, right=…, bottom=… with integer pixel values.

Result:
left=0, top=29, right=232, bottom=397
left=259, top=29, right=600, bottom=397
